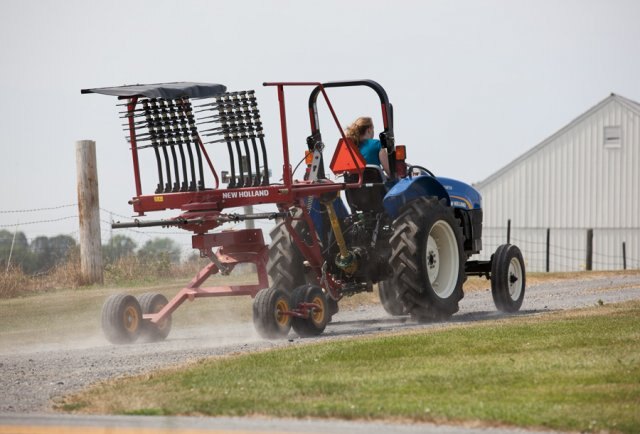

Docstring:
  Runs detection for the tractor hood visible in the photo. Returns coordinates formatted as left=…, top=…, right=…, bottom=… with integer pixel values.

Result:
left=436, top=177, right=482, bottom=210
left=383, top=175, right=482, bottom=218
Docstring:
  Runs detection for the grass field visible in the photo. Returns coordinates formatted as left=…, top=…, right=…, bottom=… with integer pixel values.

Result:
left=59, top=299, right=640, bottom=433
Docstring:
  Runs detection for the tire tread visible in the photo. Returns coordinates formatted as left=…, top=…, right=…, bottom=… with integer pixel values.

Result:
left=389, top=197, right=466, bottom=321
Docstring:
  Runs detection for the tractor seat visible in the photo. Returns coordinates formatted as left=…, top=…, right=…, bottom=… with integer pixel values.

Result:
left=344, top=165, right=388, bottom=213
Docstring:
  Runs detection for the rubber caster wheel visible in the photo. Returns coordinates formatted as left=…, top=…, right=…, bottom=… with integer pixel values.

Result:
left=101, top=293, right=142, bottom=344
left=491, top=244, right=526, bottom=313
left=138, top=292, right=171, bottom=342
left=291, top=284, right=329, bottom=337
left=253, top=287, right=292, bottom=339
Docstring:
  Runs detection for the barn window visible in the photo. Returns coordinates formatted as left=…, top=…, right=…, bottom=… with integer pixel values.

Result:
left=604, top=126, right=622, bottom=148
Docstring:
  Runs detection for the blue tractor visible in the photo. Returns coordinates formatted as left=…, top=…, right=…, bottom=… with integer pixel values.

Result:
left=261, top=80, right=526, bottom=336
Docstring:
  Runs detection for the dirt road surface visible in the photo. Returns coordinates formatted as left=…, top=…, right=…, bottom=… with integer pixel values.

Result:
left=1, top=273, right=638, bottom=432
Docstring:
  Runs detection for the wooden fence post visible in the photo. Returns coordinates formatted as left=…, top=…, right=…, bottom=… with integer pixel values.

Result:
left=76, top=140, right=103, bottom=284
left=622, top=242, right=627, bottom=270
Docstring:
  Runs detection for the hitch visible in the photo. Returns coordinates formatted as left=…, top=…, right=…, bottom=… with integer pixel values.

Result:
left=111, top=217, right=204, bottom=229
left=111, top=212, right=289, bottom=230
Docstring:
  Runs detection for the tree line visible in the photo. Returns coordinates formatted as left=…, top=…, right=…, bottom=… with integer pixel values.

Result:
left=0, top=230, right=182, bottom=275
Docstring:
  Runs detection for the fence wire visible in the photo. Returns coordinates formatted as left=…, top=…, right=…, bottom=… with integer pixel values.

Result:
left=3, top=203, right=639, bottom=271
left=481, top=226, right=640, bottom=272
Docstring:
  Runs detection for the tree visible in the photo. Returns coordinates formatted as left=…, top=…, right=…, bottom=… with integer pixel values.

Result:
left=102, top=235, right=137, bottom=264
left=0, top=230, right=28, bottom=250
left=0, top=230, right=33, bottom=272
left=137, top=238, right=181, bottom=264
left=27, top=234, right=76, bottom=274
left=30, top=236, right=51, bottom=273
left=48, top=235, right=76, bottom=258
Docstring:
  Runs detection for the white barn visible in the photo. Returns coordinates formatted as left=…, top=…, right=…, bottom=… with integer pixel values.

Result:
left=474, top=94, right=640, bottom=272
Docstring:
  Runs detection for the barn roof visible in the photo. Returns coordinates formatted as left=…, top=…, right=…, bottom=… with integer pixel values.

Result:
left=474, top=93, right=640, bottom=189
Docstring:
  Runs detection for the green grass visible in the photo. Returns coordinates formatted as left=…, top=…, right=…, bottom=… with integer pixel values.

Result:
left=61, top=301, right=640, bottom=433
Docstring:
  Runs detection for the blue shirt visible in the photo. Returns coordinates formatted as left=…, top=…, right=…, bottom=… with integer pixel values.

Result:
left=358, top=138, right=382, bottom=166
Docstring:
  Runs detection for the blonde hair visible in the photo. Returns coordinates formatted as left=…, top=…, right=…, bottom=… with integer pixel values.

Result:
left=345, top=117, right=373, bottom=146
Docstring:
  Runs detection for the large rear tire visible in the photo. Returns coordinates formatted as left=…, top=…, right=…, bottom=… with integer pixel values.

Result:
left=389, top=197, right=466, bottom=321
left=267, top=215, right=308, bottom=292
left=491, top=244, right=526, bottom=312
left=378, top=280, right=407, bottom=316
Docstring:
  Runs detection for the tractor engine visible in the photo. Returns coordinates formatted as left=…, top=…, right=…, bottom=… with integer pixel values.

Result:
left=325, top=211, right=394, bottom=294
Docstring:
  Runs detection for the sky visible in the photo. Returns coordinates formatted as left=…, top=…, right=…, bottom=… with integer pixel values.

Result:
left=1, top=0, right=639, bottom=255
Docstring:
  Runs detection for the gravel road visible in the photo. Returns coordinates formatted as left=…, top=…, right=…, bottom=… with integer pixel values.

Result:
left=1, top=273, right=639, bottom=415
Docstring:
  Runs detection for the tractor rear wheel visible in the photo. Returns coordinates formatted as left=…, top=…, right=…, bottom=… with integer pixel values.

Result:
left=291, top=284, right=329, bottom=337
left=138, top=292, right=171, bottom=342
left=252, top=287, right=292, bottom=339
left=491, top=244, right=526, bottom=312
left=267, top=215, right=308, bottom=292
left=389, top=197, right=466, bottom=321
left=101, top=293, right=143, bottom=344
left=378, top=280, right=407, bottom=316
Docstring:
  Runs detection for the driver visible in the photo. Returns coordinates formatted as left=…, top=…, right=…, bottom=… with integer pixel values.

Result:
left=345, top=116, right=391, bottom=176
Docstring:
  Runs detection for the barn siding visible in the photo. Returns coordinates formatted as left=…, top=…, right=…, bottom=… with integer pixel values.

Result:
left=475, top=96, right=640, bottom=271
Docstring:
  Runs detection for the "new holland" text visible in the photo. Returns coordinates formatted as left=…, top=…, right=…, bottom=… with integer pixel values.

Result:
left=222, top=189, right=270, bottom=199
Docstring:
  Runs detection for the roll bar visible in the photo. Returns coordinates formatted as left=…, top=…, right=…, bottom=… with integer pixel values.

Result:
left=307, top=80, right=396, bottom=178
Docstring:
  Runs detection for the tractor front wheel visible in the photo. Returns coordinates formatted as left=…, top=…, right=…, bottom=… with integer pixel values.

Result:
left=389, top=197, right=466, bottom=321
left=491, top=244, right=526, bottom=312
left=252, top=287, right=292, bottom=339
left=101, top=294, right=143, bottom=344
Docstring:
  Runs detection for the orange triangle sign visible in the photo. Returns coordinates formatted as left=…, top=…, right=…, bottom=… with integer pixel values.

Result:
left=329, top=138, right=366, bottom=175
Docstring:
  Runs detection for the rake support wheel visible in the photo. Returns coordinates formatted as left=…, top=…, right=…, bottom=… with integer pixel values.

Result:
left=291, top=284, right=329, bottom=337
left=138, top=292, right=172, bottom=342
left=252, top=287, right=292, bottom=339
left=101, top=293, right=143, bottom=344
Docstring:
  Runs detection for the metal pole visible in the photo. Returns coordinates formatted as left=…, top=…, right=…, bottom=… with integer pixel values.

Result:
left=276, top=85, right=293, bottom=187
left=76, top=140, right=103, bottom=284
left=622, top=242, right=627, bottom=270
left=507, top=219, right=511, bottom=244
left=546, top=228, right=550, bottom=273
left=586, top=228, right=593, bottom=271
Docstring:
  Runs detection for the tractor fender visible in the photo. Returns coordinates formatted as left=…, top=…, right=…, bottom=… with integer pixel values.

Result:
left=383, top=175, right=450, bottom=219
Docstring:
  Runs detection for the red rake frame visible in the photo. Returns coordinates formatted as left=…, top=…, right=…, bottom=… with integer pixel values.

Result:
left=103, top=82, right=372, bottom=324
